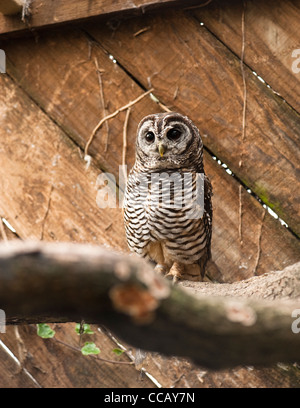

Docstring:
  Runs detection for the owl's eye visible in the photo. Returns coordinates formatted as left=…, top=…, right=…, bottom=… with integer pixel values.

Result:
left=145, top=131, right=155, bottom=143
left=167, top=128, right=181, bottom=141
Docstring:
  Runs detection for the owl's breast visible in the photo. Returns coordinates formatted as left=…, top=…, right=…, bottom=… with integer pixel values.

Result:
left=124, top=171, right=207, bottom=263
left=123, top=172, right=150, bottom=256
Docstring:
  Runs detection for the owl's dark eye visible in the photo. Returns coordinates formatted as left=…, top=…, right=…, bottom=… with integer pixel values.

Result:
left=167, top=128, right=181, bottom=141
left=145, top=131, right=155, bottom=143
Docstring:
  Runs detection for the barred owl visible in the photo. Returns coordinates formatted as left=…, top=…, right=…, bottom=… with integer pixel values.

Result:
left=124, top=112, right=212, bottom=282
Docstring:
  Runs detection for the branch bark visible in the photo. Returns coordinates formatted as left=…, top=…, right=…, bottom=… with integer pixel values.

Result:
left=0, top=241, right=299, bottom=369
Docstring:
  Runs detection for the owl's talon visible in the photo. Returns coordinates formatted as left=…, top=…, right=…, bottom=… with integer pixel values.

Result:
left=165, top=272, right=180, bottom=284
left=154, top=264, right=167, bottom=276
left=172, top=275, right=179, bottom=285
left=165, top=262, right=184, bottom=284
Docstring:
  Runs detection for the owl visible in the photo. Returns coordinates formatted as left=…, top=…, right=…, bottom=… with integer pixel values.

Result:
left=123, top=112, right=212, bottom=282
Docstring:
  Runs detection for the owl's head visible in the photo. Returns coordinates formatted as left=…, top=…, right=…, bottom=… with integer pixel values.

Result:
left=135, top=112, right=203, bottom=171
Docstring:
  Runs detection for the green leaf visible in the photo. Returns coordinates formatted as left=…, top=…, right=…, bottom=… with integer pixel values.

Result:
left=112, top=348, right=125, bottom=356
left=75, top=323, right=94, bottom=335
left=81, top=342, right=100, bottom=356
left=37, top=323, right=55, bottom=339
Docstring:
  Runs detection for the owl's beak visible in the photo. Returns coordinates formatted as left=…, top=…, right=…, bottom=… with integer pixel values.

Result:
left=158, top=142, right=165, bottom=157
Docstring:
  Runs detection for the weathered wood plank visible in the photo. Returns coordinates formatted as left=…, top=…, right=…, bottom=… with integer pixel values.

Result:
left=0, top=0, right=204, bottom=38
left=0, top=334, right=39, bottom=388
left=0, top=230, right=40, bottom=388
left=142, top=353, right=300, bottom=388
left=3, top=324, right=155, bottom=388
left=0, top=74, right=126, bottom=247
left=87, top=10, right=300, bottom=236
left=0, top=0, right=22, bottom=16
left=204, top=152, right=300, bottom=281
left=194, top=0, right=300, bottom=113
left=2, top=29, right=299, bottom=282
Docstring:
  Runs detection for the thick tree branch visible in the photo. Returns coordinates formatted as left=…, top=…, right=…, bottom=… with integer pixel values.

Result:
left=0, top=241, right=299, bottom=369
left=181, top=262, right=300, bottom=300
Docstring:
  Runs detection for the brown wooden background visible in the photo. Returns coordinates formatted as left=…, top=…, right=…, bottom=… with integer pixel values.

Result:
left=0, top=0, right=299, bottom=388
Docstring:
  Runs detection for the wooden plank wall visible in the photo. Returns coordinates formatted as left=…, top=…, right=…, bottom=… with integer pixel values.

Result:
left=0, top=0, right=207, bottom=37
left=0, top=0, right=299, bottom=388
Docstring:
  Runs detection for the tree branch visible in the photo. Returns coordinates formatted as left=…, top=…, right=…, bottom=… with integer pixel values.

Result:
left=180, top=261, right=300, bottom=301
left=0, top=241, right=299, bottom=369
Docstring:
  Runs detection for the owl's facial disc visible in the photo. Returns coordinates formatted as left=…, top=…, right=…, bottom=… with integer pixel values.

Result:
left=136, top=113, right=202, bottom=170
left=138, top=121, right=190, bottom=158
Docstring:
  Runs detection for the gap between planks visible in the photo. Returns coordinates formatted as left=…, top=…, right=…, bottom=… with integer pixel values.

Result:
left=191, top=14, right=300, bottom=118
left=0, top=339, right=42, bottom=388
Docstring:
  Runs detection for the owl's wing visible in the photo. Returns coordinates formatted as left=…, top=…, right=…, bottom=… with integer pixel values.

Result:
left=198, top=173, right=213, bottom=277
left=204, top=174, right=213, bottom=255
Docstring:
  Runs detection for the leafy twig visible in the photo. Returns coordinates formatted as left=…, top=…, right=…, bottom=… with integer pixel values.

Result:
left=53, top=337, right=134, bottom=365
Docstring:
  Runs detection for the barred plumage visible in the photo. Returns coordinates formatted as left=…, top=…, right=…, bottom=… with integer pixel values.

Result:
left=124, top=112, right=212, bottom=282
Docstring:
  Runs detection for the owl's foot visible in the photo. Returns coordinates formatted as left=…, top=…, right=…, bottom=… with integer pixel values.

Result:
left=154, top=263, right=167, bottom=276
left=165, top=262, right=184, bottom=284
left=184, top=264, right=203, bottom=282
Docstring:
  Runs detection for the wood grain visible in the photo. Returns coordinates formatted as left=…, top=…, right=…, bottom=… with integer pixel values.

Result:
left=141, top=353, right=300, bottom=388
left=204, top=152, right=300, bottom=281
left=87, top=10, right=300, bottom=236
left=0, top=336, right=39, bottom=388
left=194, top=0, right=300, bottom=113
left=0, top=0, right=205, bottom=38
left=2, top=29, right=299, bottom=282
left=0, top=74, right=126, bottom=248
left=3, top=29, right=159, bottom=178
